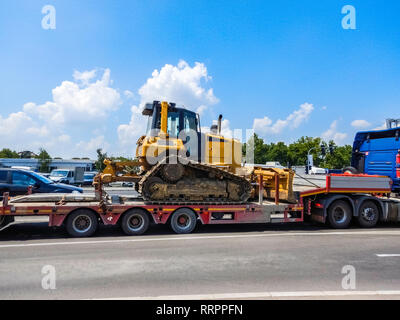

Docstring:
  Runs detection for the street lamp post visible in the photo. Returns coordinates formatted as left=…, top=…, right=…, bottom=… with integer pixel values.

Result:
left=306, top=144, right=327, bottom=174
left=306, top=147, right=316, bottom=174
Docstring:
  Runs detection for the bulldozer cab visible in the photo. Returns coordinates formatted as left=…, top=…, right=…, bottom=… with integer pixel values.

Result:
left=142, top=101, right=200, bottom=138
left=137, top=101, right=202, bottom=166
left=140, top=101, right=242, bottom=171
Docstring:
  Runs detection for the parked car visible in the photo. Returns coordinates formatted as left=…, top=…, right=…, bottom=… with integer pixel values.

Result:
left=49, top=168, right=85, bottom=185
left=0, top=168, right=83, bottom=198
left=82, top=172, right=98, bottom=186
left=309, top=166, right=327, bottom=175
left=265, top=161, right=286, bottom=169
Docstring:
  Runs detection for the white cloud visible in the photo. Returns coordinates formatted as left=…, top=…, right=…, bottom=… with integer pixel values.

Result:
left=118, top=60, right=219, bottom=150
left=58, top=135, right=71, bottom=143
left=1, top=63, right=219, bottom=158
left=322, top=120, right=347, bottom=144
left=118, top=105, right=146, bottom=147
left=138, top=60, right=218, bottom=111
left=124, top=90, right=134, bottom=99
left=75, top=135, right=110, bottom=157
left=253, top=103, right=314, bottom=136
left=0, top=112, right=34, bottom=136
left=351, top=119, right=371, bottom=129
left=0, top=111, right=65, bottom=154
left=374, top=122, right=387, bottom=131
left=73, top=69, right=97, bottom=86
left=0, top=69, right=122, bottom=158
left=24, top=69, right=121, bottom=125
left=253, top=116, right=273, bottom=134
left=25, top=126, right=50, bottom=137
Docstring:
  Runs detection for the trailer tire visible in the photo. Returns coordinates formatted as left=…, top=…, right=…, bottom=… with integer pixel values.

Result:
left=343, top=166, right=359, bottom=174
left=170, top=208, right=197, bottom=234
left=327, top=200, right=352, bottom=229
left=66, top=210, right=98, bottom=237
left=358, top=201, right=379, bottom=228
left=121, top=209, right=150, bottom=235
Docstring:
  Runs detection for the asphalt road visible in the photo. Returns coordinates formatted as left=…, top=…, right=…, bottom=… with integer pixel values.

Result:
left=1, top=219, right=400, bottom=300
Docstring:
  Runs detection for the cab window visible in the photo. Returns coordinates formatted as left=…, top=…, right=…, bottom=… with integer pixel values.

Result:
left=12, top=172, right=37, bottom=186
left=183, top=112, right=198, bottom=133
left=167, top=111, right=180, bottom=138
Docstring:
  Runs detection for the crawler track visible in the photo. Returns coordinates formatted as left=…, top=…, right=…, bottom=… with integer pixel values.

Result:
left=138, top=156, right=252, bottom=203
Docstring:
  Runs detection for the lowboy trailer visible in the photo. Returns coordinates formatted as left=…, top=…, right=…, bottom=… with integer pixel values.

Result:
left=0, top=173, right=399, bottom=238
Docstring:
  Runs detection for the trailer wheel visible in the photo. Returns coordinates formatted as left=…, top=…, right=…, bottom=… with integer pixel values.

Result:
left=170, top=208, right=197, bottom=234
left=327, top=200, right=352, bottom=229
left=121, top=209, right=150, bottom=235
left=66, top=210, right=98, bottom=237
left=343, top=166, right=359, bottom=174
left=358, top=201, right=379, bottom=228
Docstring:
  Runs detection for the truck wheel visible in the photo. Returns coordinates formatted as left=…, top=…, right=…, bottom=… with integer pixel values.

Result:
left=170, top=208, right=197, bottom=234
left=327, top=200, right=352, bottom=229
left=358, top=201, right=379, bottom=228
left=121, top=209, right=150, bottom=235
left=343, top=166, right=359, bottom=174
left=66, top=210, right=98, bottom=237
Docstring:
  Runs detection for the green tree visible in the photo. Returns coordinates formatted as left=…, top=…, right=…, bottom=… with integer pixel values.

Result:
left=243, top=133, right=270, bottom=164
left=244, top=134, right=352, bottom=169
left=95, top=148, right=108, bottom=171
left=266, top=142, right=289, bottom=166
left=110, top=156, right=133, bottom=162
left=36, top=148, right=52, bottom=173
left=0, top=148, right=19, bottom=158
left=288, top=136, right=323, bottom=167
left=321, top=143, right=352, bottom=169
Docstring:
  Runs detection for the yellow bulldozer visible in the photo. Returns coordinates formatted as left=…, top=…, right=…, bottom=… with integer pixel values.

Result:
left=94, top=101, right=294, bottom=203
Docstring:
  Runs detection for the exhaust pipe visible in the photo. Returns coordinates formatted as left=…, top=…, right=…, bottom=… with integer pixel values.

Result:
left=218, top=114, right=223, bottom=135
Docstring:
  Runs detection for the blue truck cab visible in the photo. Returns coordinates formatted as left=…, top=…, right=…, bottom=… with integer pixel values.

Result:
left=351, top=128, right=400, bottom=192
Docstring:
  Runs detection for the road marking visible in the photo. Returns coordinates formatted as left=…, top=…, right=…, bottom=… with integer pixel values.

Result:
left=99, top=290, right=400, bottom=300
left=376, top=254, right=400, bottom=257
left=0, top=230, right=400, bottom=249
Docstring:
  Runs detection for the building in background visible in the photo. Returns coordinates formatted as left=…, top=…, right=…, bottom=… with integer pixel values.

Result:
left=0, top=158, right=95, bottom=172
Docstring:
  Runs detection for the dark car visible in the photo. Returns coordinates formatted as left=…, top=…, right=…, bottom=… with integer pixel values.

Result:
left=0, top=168, right=83, bottom=198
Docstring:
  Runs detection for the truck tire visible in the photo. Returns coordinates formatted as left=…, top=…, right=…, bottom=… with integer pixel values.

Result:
left=327, top=200, right=352, bottom=229
left=358, top=201, right=379, bottom=228
left=343, top=166, right=359, bottom=174
left=66, top=210, right=98, bottom=237
left=121, top=209, right=150, bottom=235
left=170, top=208, right=197, bottom=234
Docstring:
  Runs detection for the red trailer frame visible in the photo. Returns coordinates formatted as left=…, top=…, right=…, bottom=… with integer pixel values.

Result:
left=0, top=193, right=304, bottom=227
left=0, top=173, right=396, bottom=237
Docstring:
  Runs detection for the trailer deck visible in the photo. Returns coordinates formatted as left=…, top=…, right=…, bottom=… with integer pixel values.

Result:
left=1, top=195, right=304, bottom=227
left=0, top=173, right=398, bottom=237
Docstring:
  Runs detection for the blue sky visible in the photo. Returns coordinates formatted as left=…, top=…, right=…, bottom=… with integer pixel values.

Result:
left=0, top=0, right=399, bottom=158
